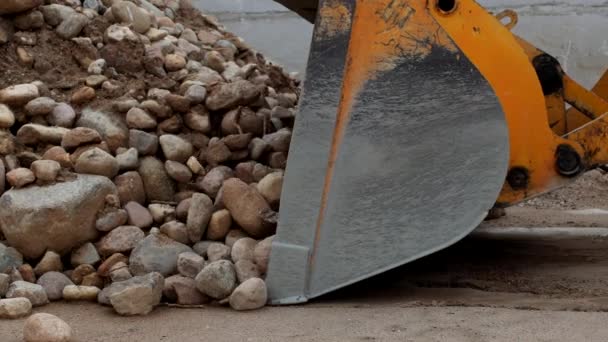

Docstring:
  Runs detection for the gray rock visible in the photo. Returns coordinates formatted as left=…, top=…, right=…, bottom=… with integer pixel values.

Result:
left=86, top=75, right=107, bottom=88
left=104, top=272, right=163, bottom=315
left=263, top=128, right=292, bottom=153
left=75, top=147, right=119, bottom=178
left=0, top=83, right=39, bottom=106
left=125, top=202, right=153, bottom=228
left=56, top=13, right=89, bottom=39
left=97, top=225, right=145, bottom=256
left=88, top=58, right=106, bottom=75
left=71, top=242, right=100, bottom=267
left=111, top=1, right=152, bottom=34
left=0, top=0, right=43, bottom=15
left=194, top=260, right=236, bottom=299
left=138, top=0, right=165, bottom=17
left=183, top=110, right=211, bottom=133
left=96, top=208, right=128, bottom=231
left=104, top=24, right=138, bottom=43
left=129, top=129, right=158, bottom=155
left=114, top=171, right=146, bottom=205
left=159, top=221, right=189, bottom=245
left=36, top=272, right=74, bottom=301
left=83, top=0, right=102, bottom=12
left=197, top=166, right=233, bottom=198
left=126, top=107, right=157, bottom=130
left=235, top=259, right=261, bottom=283
left=207, top=242, right=231, bottom=262
left=163, top=275, right=208, bottom=305
left=77, top=108, right=129, bottom=152
left=0, top=174, right=116, bottom=259
left=40, top=4, right=76, bottom=26
left=222, top=178, right=272, bottom=238
left=184, top=85, right=206, bottom=104
left=6, top=281, right=49, bottom=306
left=110, top=262, right=132, bottom=282
left=0, top=242, right=23, bottom=273
left=17, top=124, right=69, bottom=146
left=177, top=252, right=205, bottom=278
left=165, top=160, right=192, bottom=183
left=116, top=147, right=139, bottom=171
left=186, top=60, right=202, bottom=72
left=129, top=234, right=192, bottom=276
left=192, top=241, right=213, bottom=258
left=225, top=229, right=248, bottom=247
left=49, top=103, right=76, bottom=128
left=222, top=62, right=242, bottom=82
left=138, top=157, right=175, bottom=202
left=231, top=237, right=257, bottom=263
left=0, top=104, right=15, bottom=128
left=187, top=193, right=213, bottom=243
left=0, top=297, right=32, bottom=319
left=24, top=313, right=72, bottom=341
left=30, top=160, right=61, bottom=182
left=34, top=251, right=63, bottom=276
left=159, top=134, right=193, bottom=163
left=148, top=203, right=175, bottom=223
left=229, top=277, right=267, bottom=311
left=146, top=28, right=167, bottom=41
left=206, top=80, right=262, bottom=111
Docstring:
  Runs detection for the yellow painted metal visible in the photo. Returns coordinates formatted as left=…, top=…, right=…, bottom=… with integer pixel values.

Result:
left=428, top=0, right=583, bottom=206
left=565, top=70, right=608, bottom=131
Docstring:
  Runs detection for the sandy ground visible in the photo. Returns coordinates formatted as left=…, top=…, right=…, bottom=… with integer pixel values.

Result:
left=5, top=302, right=608, bottom=342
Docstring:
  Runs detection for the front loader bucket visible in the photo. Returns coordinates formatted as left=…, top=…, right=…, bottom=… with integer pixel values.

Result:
left=265, top=0, right=510, bottom=304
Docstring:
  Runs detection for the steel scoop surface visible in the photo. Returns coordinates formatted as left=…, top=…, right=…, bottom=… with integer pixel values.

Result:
left=265, top=0, right=510, bottom=304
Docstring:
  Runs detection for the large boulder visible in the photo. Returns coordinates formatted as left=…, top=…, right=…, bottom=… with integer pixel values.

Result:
left=0, top=175, right=117, bottom=259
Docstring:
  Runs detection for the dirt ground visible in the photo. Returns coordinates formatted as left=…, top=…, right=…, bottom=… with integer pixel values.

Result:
left=4, top=170, right=608, bottom=341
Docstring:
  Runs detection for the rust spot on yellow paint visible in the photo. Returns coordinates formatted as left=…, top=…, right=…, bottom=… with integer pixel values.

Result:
left=316, top=1, right=351, bottom=39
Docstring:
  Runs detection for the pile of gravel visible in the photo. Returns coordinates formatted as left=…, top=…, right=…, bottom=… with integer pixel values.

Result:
left=0, top=0, right=299, bottom=317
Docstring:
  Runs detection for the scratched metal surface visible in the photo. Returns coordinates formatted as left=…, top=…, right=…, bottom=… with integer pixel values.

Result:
left=265, top=0, right=510, bottom=304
